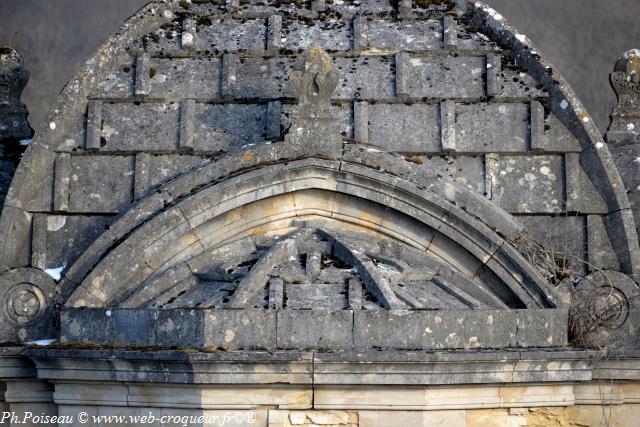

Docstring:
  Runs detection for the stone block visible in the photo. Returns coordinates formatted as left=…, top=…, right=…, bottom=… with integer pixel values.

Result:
left=366, top=104, right=440, bottom=152
left=333, top=56, right=395, bottom=100
left=586, top=215, right=621, bottom=272
left=0, top=206, right=32, bottom=268
left=498, top=68, right=548, bottom=100
left=455, top=103, right=530, bottom=152
left=353, top=310, right=518, bottom=350
left=359, top=410, right=465, bottom=426
left=148, top=58, right=222, bottom=100
left=365, top=19, right=442, bottom=51
left=134, top=154, right=206, bottom=200
left=68, top=155, right=135, bottom=213
left=282, top=20, right=352, bottom=51
left=540, top=113, right=581, bottom=152
left=196, top=18, right=266, bottom=53
left=282, top=104, right=352, bottom=140
left=192, top=103, right=270, bottom=150
left=516, top=309, right=568, bottom=347
left=204, top=309, right=276, bottom=350
left=155, top=309, right=205, bottom=348
left=403, top=55, right=485, bottom=99
left=31, top=214, right=113, bottom=270
left=101, top=102, right=180, bottom=151
left=490, top=155, right=564, bottom=213
left=60, top=309, right=112, bottom=345
left=277, top=310, right=353, bottom=350
left=519, top=215, right=587, bottom=275
left=421, top=155, right=486, bottom=194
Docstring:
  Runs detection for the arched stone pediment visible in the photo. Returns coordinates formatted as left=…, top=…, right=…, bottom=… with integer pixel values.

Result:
left=0, top=0, right=638, bottom=349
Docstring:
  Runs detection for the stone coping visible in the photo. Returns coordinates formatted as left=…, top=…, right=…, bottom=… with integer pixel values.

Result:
left=0, top=346, right=633, bottom=386
left=59, top=308, right=569, bottom=351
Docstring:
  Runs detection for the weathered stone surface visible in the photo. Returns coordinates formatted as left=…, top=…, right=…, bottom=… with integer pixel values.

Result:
left=31, top=214, right=113, bottom=270
left=519, top=215, right=587, bottom=276
left=68, top=155, right=135, bottom=213
left=283, top=19, right=351, bottom=51
left=516, top=309, right=568, bottom=347
left=490, top=155, right=564, bottom=213
left=1, top=0, right=637, bottom=359
left=205, top=309, right=276, bottom=350
left=366, top=103, right=440, bottom=152
left=148, top=58, right=222, bottom=100
left=455, top=103, right=529, bottom=152
left=277, top=310, right=353, bottom=350
left=402, top=55, right=486, bottom=99
left=101, top=102, right=180, bottom=151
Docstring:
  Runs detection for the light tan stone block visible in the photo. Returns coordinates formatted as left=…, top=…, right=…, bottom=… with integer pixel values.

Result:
left=358, top=410, right=466, bottom=427
left=54, top=382, right=128, bottom=406
left=126, top=384, right=312, bottom=409
left=575, top=382, right=623, bottom=405
left=499, top=384, right=574, bottom=407
left=315, top=385, right=501, bottom=410
left=466, top=409, right=509, bottom=427
left=621, top=382, right=640, bottom=403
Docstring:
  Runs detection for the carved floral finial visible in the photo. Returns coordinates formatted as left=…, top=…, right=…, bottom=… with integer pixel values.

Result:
left=291, top=47, right=338, bottom=106
left=608, top=49, right=640, bottom=139
left=611, top=49, right=640, bottom=109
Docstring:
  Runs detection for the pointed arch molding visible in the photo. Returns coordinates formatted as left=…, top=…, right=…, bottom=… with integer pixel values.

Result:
left=64, top=153, right=557, bottom=310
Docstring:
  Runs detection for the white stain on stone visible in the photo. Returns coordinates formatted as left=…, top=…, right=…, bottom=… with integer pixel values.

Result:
left=47, top=216, right=66, bottom=232
left=560, top=100, right=569, bottom=109
left=628, top=123, right=636, bottom=131
left=540, top=166, right=551, bottom=176
left=106, top=310, right=112, bottom=317
left=45, top=265, right=65, bottom=281
left=49, top=122, right=56, bottom=130
left=596, top=142, right=604, bottom=149
left=25, top=339, right=56, bottom=346
left=224, top=329, right=236, bottom=343
left=515, top=34, right=527, bottom=43
left=582, top=116, right=590, bottom=123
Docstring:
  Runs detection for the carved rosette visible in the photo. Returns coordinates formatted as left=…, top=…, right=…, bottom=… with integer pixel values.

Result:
left=5, top=283, right=47, bottom=325
left=0, top=268, right=56, bottom=342
left=570, top=270, right=640, bottom=348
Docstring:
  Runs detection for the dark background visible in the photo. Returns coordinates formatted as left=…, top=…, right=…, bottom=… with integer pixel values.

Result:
left=1, top=0, right=639, bottom=134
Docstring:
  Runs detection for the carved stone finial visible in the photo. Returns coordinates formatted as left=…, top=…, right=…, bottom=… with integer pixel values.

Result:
left=291, top=47, right=338, bottom=107
left=286, top=48, right=341, bottom=159
left=606, top=50, right=640, bottom=240
left=608, top=49, right=640, bottom=139
left=0, top=47, right=31, bottom=142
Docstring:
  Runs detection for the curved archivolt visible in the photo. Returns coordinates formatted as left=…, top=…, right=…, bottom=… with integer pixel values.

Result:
left=65, top=161, right=556, bottom=310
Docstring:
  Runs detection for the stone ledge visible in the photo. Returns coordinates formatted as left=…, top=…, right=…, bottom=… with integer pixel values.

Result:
left=5, top=347, right=638, bottom=388
left=58, top=308, right=568, bottom=351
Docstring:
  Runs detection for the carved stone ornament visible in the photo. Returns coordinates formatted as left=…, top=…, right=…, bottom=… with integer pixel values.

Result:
left=570, top=270, right=640, bottom=348
left=0, top=47, right=31, bottom=141
left=5, top=283, right=47, bottom=325
left=0, top=268, right=56, bottom=342
left=285, top=48, right=342, bottom=155
left=608, top=49, right=640, bottom=137
left=291, top=47, right=338, bottom=107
